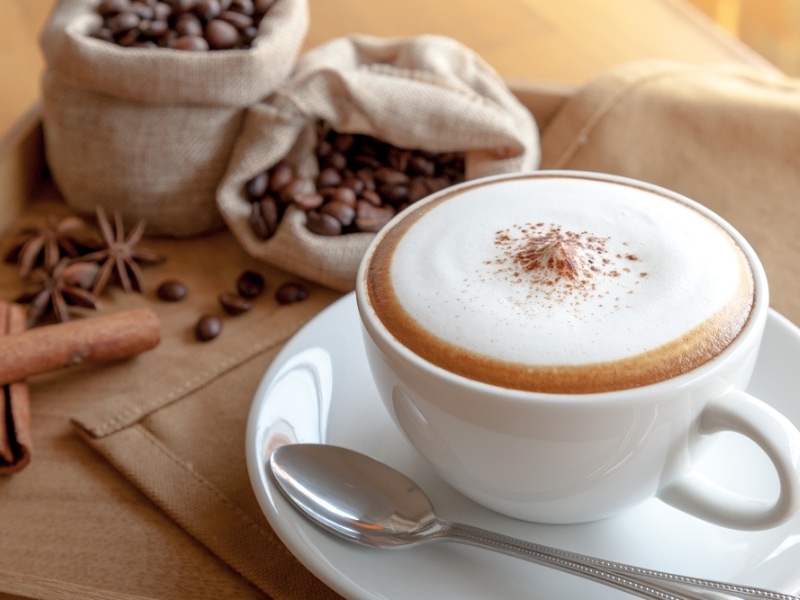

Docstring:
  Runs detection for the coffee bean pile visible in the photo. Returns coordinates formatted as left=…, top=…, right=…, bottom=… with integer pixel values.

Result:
left=155, top=270, right=309, bottom=342
left=89, top=0, right=277, bottom=51
left=246, top=125, right=466, bottom=239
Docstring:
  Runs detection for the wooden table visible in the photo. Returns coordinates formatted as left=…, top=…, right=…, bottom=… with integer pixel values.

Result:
left=0, top=1, right=784, bottom=598
left=0, top=0, right=778, bottom=150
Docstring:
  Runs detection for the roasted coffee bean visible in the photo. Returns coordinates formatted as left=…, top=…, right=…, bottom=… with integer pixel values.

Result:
left=249, top=195, right=280, bottom=240
left=90, top=0, right=275, bottom=50
left=387, top=148, right=410, bottom=172
left=117, top=27, right=142, bottom=46
left=218, top=10, right=253, bottom=30
left=131, top=3, right=155, bottom=19
left=268, top=162, right=295, bottom=193
left=98, top=0, right=130, bottom=18
left=340, top=176, right=364, bottom=197
left=409, top=155, right=436, bottom=176
left=141, top=19, right=169, bottom=37
left=244, top=125, right=465, bottom=240
left=219, top=292, right=253, bottom=315
left=231, top=0, right=255, bottom=15
left=316, top=167, right=342, bottom=188
left=153, top=2, right=172, bottom=20
left=356, top=168, right=376, bottom=191
left=157, top=279, right=188, bottom=301
left=320, top=200, right=355, bottom=227
left=275, top=282, right=308, bottom=305
left=195, top=0, right=221, bottom=21
left=355, top=201, right=396, bottom=233
left=108, top=12, right=141, bottom=34
left=205, top=19, right=238, bottom=49
left=359, top=189, right=382, bottom=206
left=306, top=211, right=342, bottom=236
left=408, top=177, right=431, bottom=203
left=195, top=314, right=222, bottom=341
left=170, top=34, right=209, bottom=51
left=379, top=182, right=409, bottom=204
left=246, top=171, right=269, bottom=200
left=236, top=270, right=265, bottom=297
left=248, top=201, right=271, bottom=240
left=175, top=14, right=203, bottom=37
left=167, top=0, right=198, bottom=14
left=352, top=154, right=382, bottom=170
left=292, top=192, right=325, bottom=211
left=329, top=186, right=357, bottom=207
left=426, top=176, right=451, bottom=194
left=89, top=27, right=115, bottom=42
left=280, top=177, right=310, bottom=203
left=324, top=151, right=348, bottom=172
left=374, top=167, right=409, bottom=185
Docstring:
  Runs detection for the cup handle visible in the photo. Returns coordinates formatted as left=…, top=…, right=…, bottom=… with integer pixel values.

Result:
left=658, top=388, right=800, bottom=530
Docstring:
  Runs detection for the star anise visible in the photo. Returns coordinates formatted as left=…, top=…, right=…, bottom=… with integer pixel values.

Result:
left=4, top=215, right=100, bottom=278
left=15, top=259, right=101, bottom=328
left=80, top=207, right=165, bottom=296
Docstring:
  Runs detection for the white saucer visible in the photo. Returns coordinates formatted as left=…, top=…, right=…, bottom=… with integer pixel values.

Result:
left=246, top=293, right=800, bottom=599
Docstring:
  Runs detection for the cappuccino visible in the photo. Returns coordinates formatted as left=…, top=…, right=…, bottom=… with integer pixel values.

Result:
left=365, top=173, right=755, bottom=393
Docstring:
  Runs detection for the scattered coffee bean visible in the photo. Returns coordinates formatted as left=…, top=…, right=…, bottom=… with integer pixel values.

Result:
left=89, top=0, right=278, bottom=50
left=157, top=279, right=189, bottom=302
left=244, top=124, right=465, bottom=240
left=218, top=291, right=253, bottom=315
left=236, top=270, right=265, bottom=297
left=195, top=314, right=222, bottom=341
left=275, top=281, right=308, bottom=305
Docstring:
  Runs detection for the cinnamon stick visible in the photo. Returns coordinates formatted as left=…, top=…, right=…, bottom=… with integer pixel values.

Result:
left=1, top=301, right=32, bottom=474
left=0, top=306, right=161, bottom=387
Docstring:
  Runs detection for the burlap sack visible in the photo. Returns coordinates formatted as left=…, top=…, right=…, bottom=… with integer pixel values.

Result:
left=39, top=0, right=309, bottom=237
left=217, top=34, right=540, bottom=292
left=540, top=60, right=800, bottom=219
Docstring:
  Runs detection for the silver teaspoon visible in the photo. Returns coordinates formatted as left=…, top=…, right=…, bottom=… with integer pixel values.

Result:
left=269, top=443, right=800, bottom=600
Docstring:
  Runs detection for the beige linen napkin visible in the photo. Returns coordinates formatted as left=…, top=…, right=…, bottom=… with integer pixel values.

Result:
left=60, top=224, right=345, bottom=599
left=540, top=60, right=800, bottom=323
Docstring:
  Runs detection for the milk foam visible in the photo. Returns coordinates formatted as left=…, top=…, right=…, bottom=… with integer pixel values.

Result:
left=380, top=176, right=752, bottom=370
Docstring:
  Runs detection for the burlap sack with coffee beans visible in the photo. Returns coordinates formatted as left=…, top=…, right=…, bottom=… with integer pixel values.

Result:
left=217, top=34, right=540, bottom=292
left=39, top=0, right=309, bottom=237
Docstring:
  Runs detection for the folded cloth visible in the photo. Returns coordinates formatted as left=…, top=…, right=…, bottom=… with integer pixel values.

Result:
left=64, top=222, right=345, bottom=599
left=540, top=60, right=800, bottom=322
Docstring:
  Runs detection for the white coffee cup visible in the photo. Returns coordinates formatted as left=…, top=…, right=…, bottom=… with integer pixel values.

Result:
left=355, top=170, right=800, bottom=529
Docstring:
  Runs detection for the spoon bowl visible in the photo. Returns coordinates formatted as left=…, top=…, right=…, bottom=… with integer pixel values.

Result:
left=270, top=442, right=439, bottom=548
left=269, top=443, right=800, bottom=600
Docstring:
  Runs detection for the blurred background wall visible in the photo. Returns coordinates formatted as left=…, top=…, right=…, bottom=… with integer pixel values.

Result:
left=689, top=0, right=800, bottom=74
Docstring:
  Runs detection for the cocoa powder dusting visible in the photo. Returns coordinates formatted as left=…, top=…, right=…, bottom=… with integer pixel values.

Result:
left=490, top=223, right=644, bottom=310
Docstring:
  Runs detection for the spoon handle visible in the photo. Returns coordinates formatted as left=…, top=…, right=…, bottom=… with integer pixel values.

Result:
left=440, top=521, right=798, bottom=600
